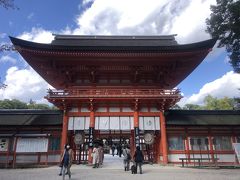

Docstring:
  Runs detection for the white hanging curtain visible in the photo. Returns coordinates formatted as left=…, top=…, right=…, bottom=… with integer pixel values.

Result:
left=139, top=116, right=160, bottom=130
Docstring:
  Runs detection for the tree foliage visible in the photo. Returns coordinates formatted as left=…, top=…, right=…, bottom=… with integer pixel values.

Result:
left=181, top=95, right=235, bottom=110
left=183, top=104, right=203, bottom=110
left=204, top=95, right=234, bottom=110
left=0, top=99, right=57, bottom=109
left=0, top=0, right=18, bottom=9
left=206, top=0, right=240, bottom=73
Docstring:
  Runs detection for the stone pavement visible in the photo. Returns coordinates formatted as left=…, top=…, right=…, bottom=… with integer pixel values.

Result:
left=0, top=154, right=240, bottom=180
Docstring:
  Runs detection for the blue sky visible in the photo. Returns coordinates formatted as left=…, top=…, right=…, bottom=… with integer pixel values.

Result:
left=0, top=0, right=239, bottom=105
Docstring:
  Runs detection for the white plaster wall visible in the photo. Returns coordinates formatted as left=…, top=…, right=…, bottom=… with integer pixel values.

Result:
left=168, top=154, right=187, bottom=162
left=216, top=154, right=236, bottom=162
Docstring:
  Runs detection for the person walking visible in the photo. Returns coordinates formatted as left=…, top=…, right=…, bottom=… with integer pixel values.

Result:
left=122, top=145, right=131, bottom=171
left=133, top=146, right=144, bottom=174
left=111, top=144, right=116, bottom=156
left=59, top=144, right=74, bottom=179
left=92, top=144, right=100, bottom=168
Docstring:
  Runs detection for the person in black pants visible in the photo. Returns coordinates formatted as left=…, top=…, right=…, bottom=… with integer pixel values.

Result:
left=133, top=146, right=144, bottom=174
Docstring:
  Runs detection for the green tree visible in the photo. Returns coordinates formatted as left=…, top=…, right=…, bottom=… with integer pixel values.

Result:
left=183, top=104, right=203, bottom=110
left=0, top=99, right=28, bottom=109
left=27, top=103, right=52, bottom=110
left=0, top=99, right=57, bottom=109
left=206, top=0, right=240, bottom=73
left=0, top=0, right=18, bottom=9
left=204, top=95, right=234, bottom=110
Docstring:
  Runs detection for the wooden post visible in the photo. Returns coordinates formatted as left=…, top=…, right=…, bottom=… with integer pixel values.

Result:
left=88, top=110, right=95, bottom=164
left=156, top=132, right=161, bottom=163
left=12, top=137, right=18, bottom=168
left=134, top=111, right=139, bottom=128
left=185, top=129, right=191, bottom=163
left=160, top=111, right=168, bottom=164
left=208, top=134, right=214, bottom=162
left=61, top=111, right=68, bottom=151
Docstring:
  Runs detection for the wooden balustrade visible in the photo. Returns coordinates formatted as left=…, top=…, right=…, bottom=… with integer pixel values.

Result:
left=47, top=88, right=181, bottom=98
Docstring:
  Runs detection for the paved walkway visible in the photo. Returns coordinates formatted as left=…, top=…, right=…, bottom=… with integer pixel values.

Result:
left=0, top=154, right=240, bottom=180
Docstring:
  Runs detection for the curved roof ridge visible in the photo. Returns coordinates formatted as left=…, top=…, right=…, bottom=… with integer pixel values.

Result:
left=52, top=34, right=178, bottom=40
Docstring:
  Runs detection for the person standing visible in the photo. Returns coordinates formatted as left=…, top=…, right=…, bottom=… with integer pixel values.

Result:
left=59, top=144, right=74, bottom=179
left=111, top=144, right=116, bottom=156
left=122, top=145, right=131, bottom=171
left=133, top=146, right=144, bottom=174
left=92, top=144, right=100, bottom=168
left=99, top=144, right=104, bottom=166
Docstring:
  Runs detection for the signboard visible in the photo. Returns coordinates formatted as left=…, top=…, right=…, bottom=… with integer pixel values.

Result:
left=134, top=127, right=140, bottom=147
left=233, top=143, right=240, bottom=161
left=89, top=127, right=94, bottom=147
left=16, top=138, right=48, bottom=152
left=0, top=138, right=9, bottom=151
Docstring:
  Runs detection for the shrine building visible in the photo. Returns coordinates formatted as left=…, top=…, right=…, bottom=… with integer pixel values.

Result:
left=0, top=35, right=239, bottom=167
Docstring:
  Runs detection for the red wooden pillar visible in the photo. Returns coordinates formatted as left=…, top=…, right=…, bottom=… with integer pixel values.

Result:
left=130, top=130, right=135, bottom=155
left=134, top=111, right=139, bottom=127
left=88, top=111, right=95, bottom=164
left=156, top=132, right=161, bottom=163
left=208, top=133, right=215, bottom=162
left=160, top=111, right=168, bottom=164
left=61, top=111, right=68, bottom=151
left=185, top=128, right=190, bottom=163
left=231, top=134, right=239, bottom=164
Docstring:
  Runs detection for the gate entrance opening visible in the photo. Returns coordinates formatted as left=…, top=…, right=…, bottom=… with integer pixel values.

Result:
left=69, top=129, right=159, bottom=165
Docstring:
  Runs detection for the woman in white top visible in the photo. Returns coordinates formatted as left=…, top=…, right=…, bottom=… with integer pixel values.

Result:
left=92, top=144, right=100, bottom=168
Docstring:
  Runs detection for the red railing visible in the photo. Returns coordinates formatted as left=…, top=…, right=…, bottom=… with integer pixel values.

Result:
left=46, top=88, right=181, bottom=98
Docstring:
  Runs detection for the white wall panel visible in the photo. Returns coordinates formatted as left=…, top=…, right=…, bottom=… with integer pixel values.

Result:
left=139, top=117, right=144, bottom=130
left=110, top=117, right=120, bottom=130
left=130, top=117, right=134, bottom=130
left=217, top=154, right=236, bottom=162
left=99, top=117, right=110, bottom=130
left=143, top=116, right=155, bottom=130
left=81, top=107, right=89, bottom=112
left=109, top=107, right=120, bottom=112
left=85, top=117, right=90, bottom=129
left=150, top=107, right=159, bottom=112
left=74, top=117, right=85, bottom=130
left=122, top=107, right=133, bottom=112
left=96, top=107, right=107, bottom=112
left=168, top=154, right=186, bottom=162
left=120, top=117, right=131, bottom=130
left=68, top=117, right=74, bottom=130
left=155, top=117, right=160, bottom=130
left=69, top=107, right=78, bottom=112
left=95, top=117, right=99, bottom=129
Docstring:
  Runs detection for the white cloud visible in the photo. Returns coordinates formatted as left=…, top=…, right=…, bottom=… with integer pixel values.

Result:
left=73, top=0, right=216, bottom=43
left=178, top=71, right=240, bottom=106
left=15, top=0, right=217, bottom=44
left=0, top=66, right=51, bottom=104
left=27, top=12, right=34, bottom=20
left=0, top=33, right=7, bottom=39
left=0, top=55, right=16, bottom=64
left=7, top=0, right=225, bottom=106
left=18, top=27, right=54, bottom=43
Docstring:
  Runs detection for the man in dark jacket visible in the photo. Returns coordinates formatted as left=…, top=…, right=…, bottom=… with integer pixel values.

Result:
left=133, top=146, right=144, bottom=174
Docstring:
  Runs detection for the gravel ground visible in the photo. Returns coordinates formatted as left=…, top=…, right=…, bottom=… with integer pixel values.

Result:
left=0, top=155, right=239, bottom=180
